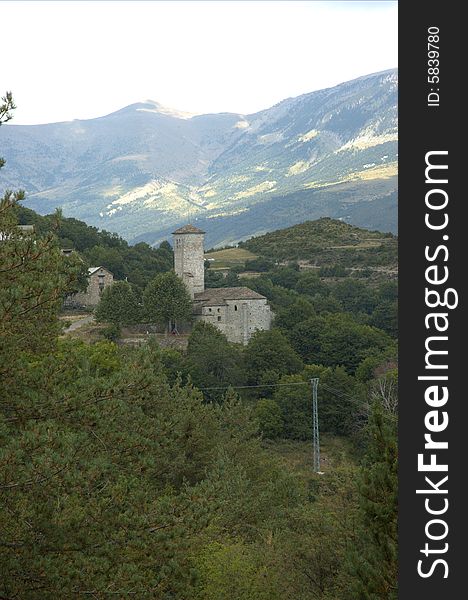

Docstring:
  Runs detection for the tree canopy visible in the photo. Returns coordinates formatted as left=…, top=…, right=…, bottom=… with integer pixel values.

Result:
left=243, top=329, right=303, bottom=387
left=143, top=270, right=193, bottom=332
left=95, top=280, right=142, bottom=326
left=1, top=94, right=398, bottom=599
left=15, top=205, right=174, bottom=288
left=186, top=322, right=244, bottom=399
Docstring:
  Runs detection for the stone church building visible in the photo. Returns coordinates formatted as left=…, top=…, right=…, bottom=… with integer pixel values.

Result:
left=173, top=224, right=272, bottom=345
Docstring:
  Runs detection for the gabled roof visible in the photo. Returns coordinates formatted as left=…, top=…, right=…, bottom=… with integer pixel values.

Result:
left=88, top=266, right=112, bottom=276
left=172, top=224, right=205, bottom=235
left=194, top=287, right=266, bottom=305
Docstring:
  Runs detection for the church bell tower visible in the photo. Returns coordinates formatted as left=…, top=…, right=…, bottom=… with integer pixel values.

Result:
left=172, top=224, right=205, bottom=298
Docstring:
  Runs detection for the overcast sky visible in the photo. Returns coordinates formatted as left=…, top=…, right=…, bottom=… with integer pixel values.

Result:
left=3, top=1, right=397, bottom=125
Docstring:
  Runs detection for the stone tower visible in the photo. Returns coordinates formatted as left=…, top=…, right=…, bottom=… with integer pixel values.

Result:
left=172, top=224, right=205, bottom=298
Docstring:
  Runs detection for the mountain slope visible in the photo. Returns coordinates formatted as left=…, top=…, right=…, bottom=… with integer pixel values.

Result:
left=240, top=217, right=397, bottom=267
left=0, top=70, right=397, bottom=244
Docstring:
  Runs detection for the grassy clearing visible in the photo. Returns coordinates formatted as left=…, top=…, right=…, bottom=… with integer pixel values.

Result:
left=263, top=436, right=356, bottom=478
left=205, top=247, right=257, bottom=268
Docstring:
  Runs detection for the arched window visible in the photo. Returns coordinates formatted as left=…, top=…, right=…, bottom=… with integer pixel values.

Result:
left=234, top=305, right=238, bottom=311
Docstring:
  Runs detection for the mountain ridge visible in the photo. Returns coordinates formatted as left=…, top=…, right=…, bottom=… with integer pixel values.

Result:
left=0, top=69, right=398, bottom=247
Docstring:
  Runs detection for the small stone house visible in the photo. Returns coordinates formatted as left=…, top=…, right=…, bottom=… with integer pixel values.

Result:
left=68, top=266, right=114, bottom=308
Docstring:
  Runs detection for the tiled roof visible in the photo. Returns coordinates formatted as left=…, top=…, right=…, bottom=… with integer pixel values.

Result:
left=194, top=287, right=266, bottom=304
left=172, top=224, right=205, bottom=235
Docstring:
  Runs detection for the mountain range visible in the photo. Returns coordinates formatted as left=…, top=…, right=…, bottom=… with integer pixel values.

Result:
left=0, top=69, right=397, bottom=247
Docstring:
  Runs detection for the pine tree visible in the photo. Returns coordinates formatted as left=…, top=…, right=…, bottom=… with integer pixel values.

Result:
left=348, top=402, right=398, bottom=599
left=1, top=94, right=83, bottom=387
left=186, top=321, right=245, bottom=399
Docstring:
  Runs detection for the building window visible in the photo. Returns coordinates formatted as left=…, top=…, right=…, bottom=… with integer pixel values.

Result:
left=98, top=275, right=105, bottom=294
left=217, top=308, right=220, bottom=313
left=208, top=308, right=212, bottom=312
left=234, top=305, right=238, bottom=311
left=217, top=316, right=222, bottom=322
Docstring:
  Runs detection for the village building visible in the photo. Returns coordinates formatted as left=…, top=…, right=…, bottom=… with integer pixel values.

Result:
left=66, top=266, right=114, bottom=308
left=0, top=224, right=35, bottom=241
left=173, top=224, right=272, bottom=344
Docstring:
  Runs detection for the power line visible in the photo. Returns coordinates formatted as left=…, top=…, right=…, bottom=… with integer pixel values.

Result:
left=198, top=378, right=324, bottom=474
left=320, top=383, right=353, bottom=400
left=197, top=378, right=365, bottom=476
left=199, top=381, right=357, bottom=403
left=198, top=381, right=310, bottom=391
left=320, top=382, right=361, bottom=405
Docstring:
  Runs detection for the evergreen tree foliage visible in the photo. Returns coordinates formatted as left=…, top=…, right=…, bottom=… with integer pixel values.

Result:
left=0, top=91, right=16, bottom=130
left=347, top=402, right=398, bottom=599
left=186, top=322, right=244, bottom=399
left=254, top=399, right=284, bottom=439
left=15, top=205, right=174, bottom=288
left=0, top=224, right=305, bottom=597
left=195, top=541, right=280, bottom=600
left=1, top=93, right=83, bottom=384
left=1, top=94, right=399, bottom=599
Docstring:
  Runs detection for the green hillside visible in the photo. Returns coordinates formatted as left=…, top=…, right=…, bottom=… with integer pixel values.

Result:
left=15, top=205, right=173, bottom=288
left=240, top=217, right=397, bottom=267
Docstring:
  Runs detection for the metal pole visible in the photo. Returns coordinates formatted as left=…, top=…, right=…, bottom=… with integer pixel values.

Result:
left=310, top=378, right=320, bottom=473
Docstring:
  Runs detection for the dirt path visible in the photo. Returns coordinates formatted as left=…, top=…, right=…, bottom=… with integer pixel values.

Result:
left=64, top=315, right=95, bottom=333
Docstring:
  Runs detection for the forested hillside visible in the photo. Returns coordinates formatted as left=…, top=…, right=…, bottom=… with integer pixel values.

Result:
left=1, top=93, right=397, bottom=599
left=1, top=196, right=398, bottom=599
left=15, top=205, right=173, bottom=287
left=240, top=217, right=397, bottom=266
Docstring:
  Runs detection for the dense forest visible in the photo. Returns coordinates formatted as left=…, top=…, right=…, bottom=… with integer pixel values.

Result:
left=1, top=93, right=397, bottom=599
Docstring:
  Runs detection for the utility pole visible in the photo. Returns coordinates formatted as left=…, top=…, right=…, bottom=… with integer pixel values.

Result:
left=310, top=378, right=321, bottom=473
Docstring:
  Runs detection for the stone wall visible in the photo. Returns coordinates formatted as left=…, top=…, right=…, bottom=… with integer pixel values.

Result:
left=71, top=268, right=114, bottom=308
left=196, top=298, right=272, bottom=344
